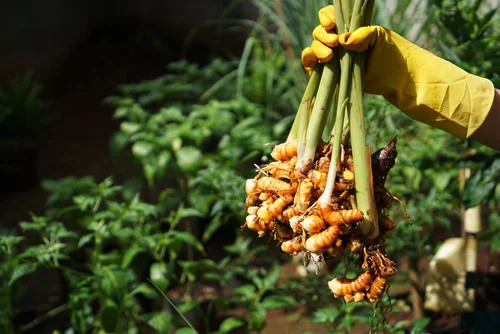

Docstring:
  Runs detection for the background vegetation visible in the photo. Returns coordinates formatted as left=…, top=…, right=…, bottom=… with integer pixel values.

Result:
left=1, top=0, right=499, bottom=333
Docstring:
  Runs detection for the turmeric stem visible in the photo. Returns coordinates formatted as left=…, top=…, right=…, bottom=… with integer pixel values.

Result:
left=296, top=57, right=340, bottom=172
left=348, top=0, right=377, bottom=239
left=288, top=65, right=323, bottom=142
left=323, top=0, right=377, bottom=239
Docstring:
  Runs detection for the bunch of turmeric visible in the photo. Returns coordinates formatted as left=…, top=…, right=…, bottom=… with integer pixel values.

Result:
left=243, top=137, right=399, bottom=303
left=242, top=0, right=406, bottom=304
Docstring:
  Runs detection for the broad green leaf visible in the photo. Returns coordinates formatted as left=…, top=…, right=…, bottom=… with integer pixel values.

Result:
left=310, top=307, right=340, bottom=323
left=100, top=299, right=119, bottom=332
left=9, top=262, right=37, bottom=285
left=150, top=262, right=169, bottom=291
left=132, top=141, right=154, bottom=158
left=248, top=306, right=267, bottom=332
left=463, top=157, right=500, bottom=208
left=0, top=235, right=24, bottom=253
left=99, top=267, right=129, bottom=302
left=233, top=284, right=256, bottom=300
left=175, top=146, right=202, bottom=173
left=131, top=283, right=158, bottom=299
left=202, top=211, right=224, bottom=243
left=218, top=317, right=244, bottom=333
left=120, top=121, right=141, bottom=134
left=144, top=163, right=157, bottom=186
left=176, top=207, right=204, bottom=220
left=121, top=245, right=145, bottom=269
left=177, top=299, right=199, bottom=314
left=109, top=132, right=129, bottom=156
left=147, top=311, right=172, bottom=334
left=77, top=234, right=94, bottom=249
left=157, top=151, right=171, bottom=170
left=261, top=295, right=296, bottom=310
left=175, top=328, right=197, bottom=334
left=160, top=106, right=184, bottom=122
left=113, top=105, right=131, bottom=118
left=19, top=217, right=48, bottom=232
left=411, top=317, right=431, bottom=334
left=170, top=231, right=205, bottom=254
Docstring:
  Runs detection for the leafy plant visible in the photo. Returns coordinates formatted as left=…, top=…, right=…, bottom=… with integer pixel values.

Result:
left=0, top=73, right=53, bottom=141
left=428, top=0, right=500, bottom=250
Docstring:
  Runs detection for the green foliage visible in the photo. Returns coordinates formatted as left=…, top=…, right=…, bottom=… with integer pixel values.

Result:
left=428, top=0, right=500, bottom=249
left=0, top=73, right=53, bottom=141
left=2, top=1, right=498, bottom=333
left=1, top=171, right=294, bottom=332
left=429, top=0, right=500, bottom=85
left=462, top=153, right=500, bottom=208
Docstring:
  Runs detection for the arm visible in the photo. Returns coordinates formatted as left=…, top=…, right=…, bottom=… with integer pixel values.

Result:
left=471, top=88, right=500, bottom=150
left=302, top=12, right=497, bottom=146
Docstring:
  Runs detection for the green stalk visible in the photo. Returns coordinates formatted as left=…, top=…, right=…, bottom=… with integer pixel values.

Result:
left=349, top=52, right=378, bottom=238
left=296, top=57, right=339, bottom=172
left=317, top=0, right=353, bottom=212
left=348, top=0, right=378, bottom=239
left=321, top=85, right=339, bottom=142
left=287, top=66, right=323, bottom=142
left=320, top=0, right=378, bottom=239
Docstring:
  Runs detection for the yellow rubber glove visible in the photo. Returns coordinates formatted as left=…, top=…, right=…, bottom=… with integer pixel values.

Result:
left=302, top=7, right=496, bottom=139
left=302, top=5, right=339, bottom=73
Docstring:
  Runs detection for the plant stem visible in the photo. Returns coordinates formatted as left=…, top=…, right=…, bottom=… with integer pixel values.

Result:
left=296, top=59, right=339, bottom=172
left=347, top=0, right=378, bottom=239
left=349, top=51, right=378, bottom=238
left=318, top=0, right=354, bottom=211
left=288, top=65, right=323, bottom=142
left=20, top=304, right=67, bottom=332
left=322, top=0, right=378, bottom=239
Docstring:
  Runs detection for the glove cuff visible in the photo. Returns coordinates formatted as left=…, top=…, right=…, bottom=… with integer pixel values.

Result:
left=463, top=75, right=495, bottom=139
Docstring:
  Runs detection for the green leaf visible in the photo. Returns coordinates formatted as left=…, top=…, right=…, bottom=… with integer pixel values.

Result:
left=463, top=156, right=500, bottom=208
left=175, top=328, right=197, bottom=334
left=77, top=234, right=94, bottom=248
left=109, top=132, right=129, bottom=156
left=233, top=284, right=256, bottom=300
left=309, top=307, right=340, bottom=323
left=144, top=163, right=157, bottom=186
left=99, top=267, right=129, bottom=302
left=218, top=317, right=244, bottom=333
left=19, top=216, right=48, bottom=232
left=100, top=299, right=119, bottom=332
left=176, top=207, right=204, bottom=221
left=147, top=311, right=172, bottom=334
left=261, top=295, right=296, bottom=310
left=150, top=262, right=169, bottom=291
left=131, top=283, right=158, bottom=299
left=121, top=245, right=145, bottom=269
left=0, top=235, right=24, bottom=253
left=9, top=262, right=37, bottom=285
left=202, top=212, right=225, bottom=243
left=411, top=317, right=430, bottom=334
left=171, top=231, right=205, bottom=254
left=132, top=141, right=154, bottom=158
left=175, top=146, right=202, bottom=173
left=120, top=121, right=141, bottom=134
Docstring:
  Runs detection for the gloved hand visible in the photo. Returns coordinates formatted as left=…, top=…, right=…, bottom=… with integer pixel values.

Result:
left=302, top=5, right=338, bottom=73
left=302, top=6, right=495, bottom=139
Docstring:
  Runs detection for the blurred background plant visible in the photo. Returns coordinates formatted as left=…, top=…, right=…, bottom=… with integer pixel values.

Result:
left=0, top=73, right=54, bottom=192
left=0, top=73, right=53, bottom=142
left=0, top=0, right=499, bottom=333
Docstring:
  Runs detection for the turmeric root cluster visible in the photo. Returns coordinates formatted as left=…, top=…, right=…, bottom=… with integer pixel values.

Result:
left=243, top=138, right=399, bottom=304
left=328, top=244, right=395, bottom=303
